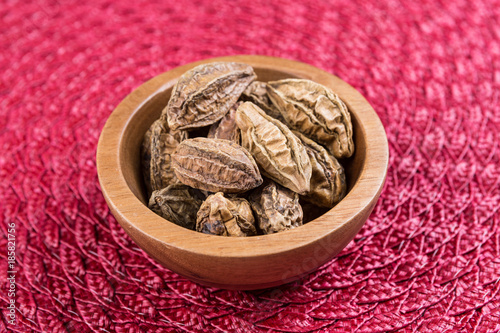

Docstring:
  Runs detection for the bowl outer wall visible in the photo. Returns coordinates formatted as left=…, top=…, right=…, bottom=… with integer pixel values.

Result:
left=96, top=55, right=389, bottom=290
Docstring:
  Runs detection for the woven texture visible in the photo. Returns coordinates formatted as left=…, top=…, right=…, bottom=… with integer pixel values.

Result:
left=1, top=0, right=500, bottom=331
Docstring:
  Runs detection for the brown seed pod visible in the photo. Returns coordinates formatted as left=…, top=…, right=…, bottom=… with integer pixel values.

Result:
left=149, top=118, right=188, bottom=191
left=148, top=192, right=163, bottom=217
left=235, top=102, right=312, bottom=195
left=207, top=101, right=241, bottom=144
left=293, top=131, right=347, bottom=208
left=196, top=192, right=257, bottom=237
left=166, top=62, right=256, bottom=130
left=240, top=81, right=285, bottom=122
left=171, top=137, right=263, bottom=193
left=249, top=181, right=303, bottom=234
left=266, top=79, right=354, bottom=159
left=149, top=184, right=205, bottom=230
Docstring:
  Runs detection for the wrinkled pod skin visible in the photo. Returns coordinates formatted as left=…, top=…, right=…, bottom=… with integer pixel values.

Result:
left=166, top=62, right=256, bottom=130
left=240, top=81, right=285, bottom=122
left=293, top=131, right=346, bottom=208
left=145, top=118, right=188, bottom=192
left=196, top=192, right=257, bottom=237
left=171, top=137, right=263, bottom=193
left=149, top=184, right=206, bottom=230
left=249, top=181, right=303, bottom=234
left=266, top=79, right=354, bottom=159
left=235, top=101, right=312, bottom=195
left=207, top=101, right=241, bottom=144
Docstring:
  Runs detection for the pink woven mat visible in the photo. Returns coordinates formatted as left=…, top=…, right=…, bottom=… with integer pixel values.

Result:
left=1, top=0, right=500, bottom=331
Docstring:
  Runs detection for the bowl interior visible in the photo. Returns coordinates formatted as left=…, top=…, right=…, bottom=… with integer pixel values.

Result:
left=120, top=68, right=366, bottom=216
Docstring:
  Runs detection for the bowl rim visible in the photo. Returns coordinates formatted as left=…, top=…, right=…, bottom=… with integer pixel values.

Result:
left=96, top=55, right=389, bottom=260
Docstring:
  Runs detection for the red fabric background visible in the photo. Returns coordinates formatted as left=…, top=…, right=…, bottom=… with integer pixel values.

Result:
left=1, top=0, right=500, bottom=331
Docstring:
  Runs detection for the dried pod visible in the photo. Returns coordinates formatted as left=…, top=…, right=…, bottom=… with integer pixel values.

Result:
left=171, top=138, right=263, bottom=193
left=267, top=79, right=354, bottom=158
left=196, top=192, right=257, bottom=236
left=149, top=184, right=205, bottom=230
left=149, top=118, right=188, bottom=191
left=235, top=102, right=312, bottom=195
left=293, top=131, right=347, bottom=208
left=249, top=181, right=303, bottom=234
left=148, top=192, right=163, bottom=216
left=166, top=62, right=256, bottom=130
left=207, top=101, right=241, bottom=143
left=240, top=81, right=284, bottom=122
left=141, top=124, right=153, bottom=197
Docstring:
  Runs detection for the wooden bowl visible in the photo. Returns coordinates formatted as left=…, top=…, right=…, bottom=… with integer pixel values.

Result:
left=96, top=55, right=389, bottom=290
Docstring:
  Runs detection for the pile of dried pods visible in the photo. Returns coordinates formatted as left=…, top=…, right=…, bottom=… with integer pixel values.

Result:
left=142, top=62, right=354, bottom=236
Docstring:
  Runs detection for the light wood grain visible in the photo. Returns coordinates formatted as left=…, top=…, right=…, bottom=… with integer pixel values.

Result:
left=96, top=55, right=389, bottom=290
